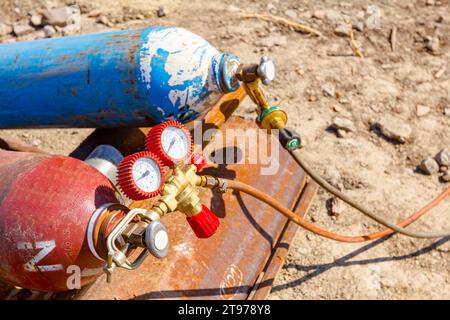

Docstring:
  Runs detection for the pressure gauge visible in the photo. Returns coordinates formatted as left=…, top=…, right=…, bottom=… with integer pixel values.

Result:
left=117, top=151, right=164, bottom=200
left=146, top=120, right=192, bottom=167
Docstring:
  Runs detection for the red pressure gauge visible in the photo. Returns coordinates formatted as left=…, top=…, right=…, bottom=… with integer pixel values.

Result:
left=117, top=151, right=165, bottom=200
left=146, top=120, right=192, bottom=167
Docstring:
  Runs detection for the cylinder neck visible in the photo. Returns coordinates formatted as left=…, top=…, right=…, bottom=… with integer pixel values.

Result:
left=211, top=53, right=241, bottom=94
left=92, top=203, right=129, bottom=260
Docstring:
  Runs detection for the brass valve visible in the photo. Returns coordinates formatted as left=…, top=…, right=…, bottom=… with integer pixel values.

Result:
left=146, top=163, right=203, bottom=219
left=236, top=56, right=288, bottom=131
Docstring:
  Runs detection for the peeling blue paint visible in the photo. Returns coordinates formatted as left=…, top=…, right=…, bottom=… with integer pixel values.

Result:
left=0, top=27, right=239, bottom=129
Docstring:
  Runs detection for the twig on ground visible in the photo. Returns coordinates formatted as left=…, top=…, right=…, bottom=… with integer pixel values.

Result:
left=349, top=31, right=364, bottom=58
left=241, top=13, right=322, bottom=37
left=390, top=26, right=397, bottom=52
left=434, top=65, right=446, bottom=79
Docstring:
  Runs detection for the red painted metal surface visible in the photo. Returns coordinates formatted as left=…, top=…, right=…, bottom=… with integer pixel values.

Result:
left=0, top=150, right=118, bottom=292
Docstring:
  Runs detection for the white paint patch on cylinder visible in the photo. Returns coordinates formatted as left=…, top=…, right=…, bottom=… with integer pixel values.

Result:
left=139, top=27, right=220, bottom=111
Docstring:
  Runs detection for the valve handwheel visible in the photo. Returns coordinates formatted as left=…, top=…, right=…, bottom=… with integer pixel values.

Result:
left=146, top=120, right=192, bottom=167
left=117, top=151, right=165, bottom=200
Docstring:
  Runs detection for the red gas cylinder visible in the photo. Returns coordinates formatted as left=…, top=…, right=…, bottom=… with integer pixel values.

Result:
left=0, top=149, right=125, bottom=292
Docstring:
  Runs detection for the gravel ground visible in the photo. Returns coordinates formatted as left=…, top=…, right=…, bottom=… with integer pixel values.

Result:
left=0, top=0, right=449, bottom=299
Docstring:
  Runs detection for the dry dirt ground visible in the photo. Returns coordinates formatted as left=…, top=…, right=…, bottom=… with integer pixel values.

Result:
left=1, top=0, right=449, bottom=299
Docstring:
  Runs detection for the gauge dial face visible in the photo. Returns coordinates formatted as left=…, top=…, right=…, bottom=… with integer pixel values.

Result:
left=131, top=157, right=162, bottom=193
left=161, top=126, right=190, bottom=160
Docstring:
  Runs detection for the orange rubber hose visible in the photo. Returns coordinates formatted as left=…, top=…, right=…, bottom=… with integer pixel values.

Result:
left=225, top=179, right=450, bottom=243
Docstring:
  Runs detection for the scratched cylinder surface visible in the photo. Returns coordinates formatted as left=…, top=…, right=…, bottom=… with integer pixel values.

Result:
left=0, top=27, right=239, bottom=128
left=0, top=150, right=119, bottom=291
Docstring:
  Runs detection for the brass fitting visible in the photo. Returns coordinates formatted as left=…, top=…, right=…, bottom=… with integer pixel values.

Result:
left=146, top=164, right=203, bottom=219
left=235, top=61, right=287, bottom=131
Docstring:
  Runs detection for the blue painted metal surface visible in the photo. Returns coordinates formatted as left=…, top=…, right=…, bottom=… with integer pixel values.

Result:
left=0, top=27, right=240, bottom=128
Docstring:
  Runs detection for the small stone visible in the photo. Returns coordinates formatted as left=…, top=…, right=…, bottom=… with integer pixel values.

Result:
left=425, top=36, right=440, bottom=54
left=426, top=0, right=436, bottom=5
left=332, top=117, right=356, bottom=132
left=96, top=15, right=114, bottom=27
left=43, top=25, right=56, bottom=38
left=12, top=23, right=34, bottom=36
left=439, top=166, right=448, bottom=173
left=30, top=14, right=43, bottom=27
left=325, top=168, right=344, bottom=190
left=157, top=5, right=167, bottom=17
left=444, top=108, right=450, bottom=117
left=87, top=9, right=102, bottom=18
left=374, top=115, right=413, bottom=144
left=43, top=6, right=79, bottom=27
left=308, top=95, right=318, bottom=102
left=435, top=148, right=450, bottom=166
left=0, top=23, right=13, bottom=36
left=61, top=24, right=79, bottom=36
left=334, top=23, right=352, bottom=37
left=333, top=105, right=344, bottom=112
left=284, top=9, right=297, bottom=20
left=325, top=10, right=344, bottom=22
left=327, top=197, right=344, bottom=217
left=312, top=10, right=325, bottom=20
left=267, top=3, right=277, bottom=14
left=419, top=157, right=439, bottom=175
left=336, top=129, right=347, bottom=138
left=442, top=172, right=450, bottom=182
left=353, top=21, right=364, bottom=32
left=416, top=105, right=430, bottom=117
left=322, top=83, right=336, bottom=97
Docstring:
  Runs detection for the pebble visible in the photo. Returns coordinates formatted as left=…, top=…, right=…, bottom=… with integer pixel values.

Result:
left=334, top=23, right=352, bottom=37
left=87, top=9, right=102, bottom=18
left=435, top=148, right=450, bottom=166
left=327, top=197, right=344, bottom=217
left=312, top=10, right=325, bottom=20
left=353, top=21, right=364, bottom=32
left=425, top=36, right=440, bottom=54
left=439, top=165, right=448, bottom=173
left=43, top=25, right=56, bottom=38
left=97, top=15, right=114, bottom=27
left=445, top=108, right=450, bottom=117
left=332, top=117, right=356, bottom=132
left=12, top=23, right=34, bottom=36
left=0, top=23, right=13, bottom=36
left=267, top=3, right=277, bottom=14
left=308, top=95, right=318, bottom=102
left=336, top=129, right=347, bottom=138
left=419, top=157, right=439, bottom=175
left=42, top=6, right=79, bottom=27
left=322, top=83, right=336, bottom=97
left=284, top=9, right=297, bottom=20
left=325, top=168, right=344, bottom=190
left=442, top=172, right=450, bottom=182
left=61, top=24, right=80, bottom=36
left=374, top=115, right=413, bottom=144
left=30, top=14, right=43, bottom=27
left=415, top=105, right=430, bottom=117
left=157, top=5, right=167, bottom=17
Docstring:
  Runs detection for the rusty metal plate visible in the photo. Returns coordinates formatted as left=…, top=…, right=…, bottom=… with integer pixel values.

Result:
left=79, top=116, right=306, bottom=300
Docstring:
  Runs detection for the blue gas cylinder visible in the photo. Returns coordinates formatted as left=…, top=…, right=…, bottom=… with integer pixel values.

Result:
left=0, top=27, right=240, bottom=128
